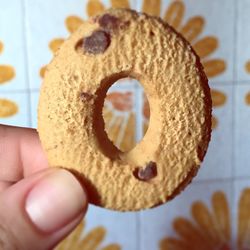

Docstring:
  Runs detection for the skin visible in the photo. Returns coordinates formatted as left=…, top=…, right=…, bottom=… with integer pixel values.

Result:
left=0, top=125, right=88, bottom=250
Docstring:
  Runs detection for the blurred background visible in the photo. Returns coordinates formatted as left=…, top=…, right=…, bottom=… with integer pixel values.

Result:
left=0, top=0, right=250, bottom=249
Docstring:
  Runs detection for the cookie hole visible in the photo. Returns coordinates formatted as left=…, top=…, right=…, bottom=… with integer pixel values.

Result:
left=150, top=31, right=155, bottom=36
left=103, top=76, right=150, bottom=153
left=93, top=72, right=151, bottom=158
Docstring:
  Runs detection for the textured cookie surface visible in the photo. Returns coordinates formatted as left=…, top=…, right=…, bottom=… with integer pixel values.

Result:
left=38, top=9, right=212, bottom=211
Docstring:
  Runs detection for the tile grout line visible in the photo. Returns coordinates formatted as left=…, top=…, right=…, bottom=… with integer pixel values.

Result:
left=21, top=0, right=32, bottom=128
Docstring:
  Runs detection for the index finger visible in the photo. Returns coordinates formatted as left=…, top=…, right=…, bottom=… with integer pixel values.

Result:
left=0, top=125, right=49, bottom=183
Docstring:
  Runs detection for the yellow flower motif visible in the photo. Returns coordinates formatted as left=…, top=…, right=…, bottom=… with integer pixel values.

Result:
left=244, top=60, right=250, bottom=106
left=246, top=61, right=250, bottom=74
left=104, top=91, right=136, bottom=152
left=0, top=39, right=18, bottom=118
left=238, top=188, right=250, bottom=250
left=245, top=92, right=250, bottom=106
left=56, top=221, right=121, bottom=250
left=0, top=40, right=15, bottom=85
left=0, top=41, right=3, bottom=54
left=159, top=189, right=250, bottom=250
left=0, top=99, right=18, bottom=118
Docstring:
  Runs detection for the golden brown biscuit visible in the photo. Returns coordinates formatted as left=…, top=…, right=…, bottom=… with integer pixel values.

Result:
left=38, top=9, right=212, bottom=211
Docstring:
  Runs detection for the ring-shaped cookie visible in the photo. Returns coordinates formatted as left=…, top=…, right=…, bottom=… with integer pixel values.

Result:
left=38, top=9, right=212, bottom=211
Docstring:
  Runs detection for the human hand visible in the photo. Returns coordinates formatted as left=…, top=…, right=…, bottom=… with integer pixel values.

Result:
left=0, top=125, right=88, bottom=250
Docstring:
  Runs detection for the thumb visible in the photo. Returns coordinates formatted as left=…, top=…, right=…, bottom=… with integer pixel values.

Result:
left=0, top=168, right=88, bottom=250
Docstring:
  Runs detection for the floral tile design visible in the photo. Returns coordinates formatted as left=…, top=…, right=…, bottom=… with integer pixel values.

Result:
left=244, top=60, right=250, bottom=103
left=245, top=61, right=250, bottom=106
left=246, top=61, right=250, bottom=74
left=140, top=180, right=232, bottom=250
left=0, top=98, right=18, bottom=118
left=104, top=87, right=136, bottom=152
left=56, top=221, right=121, bottom=250
left=160, top=189, right=250, bottom=250
left=0, top=40, right=15, bottom=85
left=0, top=39, right=17, bottom=119
left=0, top=92, right=30, bottom=127
left=160, top=191, right=231, bottom=249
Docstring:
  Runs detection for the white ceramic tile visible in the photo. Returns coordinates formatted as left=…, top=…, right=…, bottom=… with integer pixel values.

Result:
left=0, top=91, right=30, bottom=127
left=0, top=0, right=27, bottom=91
left=85, top=205, right=138, bottom=250
left=235, top=84, right=250, bottom=178
left=236, top=0, right=250, bottom=82
left=140, top=180, right=232, bottom=250
left=196, top=84, right=233, bottom=181
left=30, top=90, right=39, bottom=128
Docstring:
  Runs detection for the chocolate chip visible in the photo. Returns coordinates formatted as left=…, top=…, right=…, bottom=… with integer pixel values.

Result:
left=83, top=30, right=111, bottom=54
left=80, top=92, right=93, bottom=101
left=134, top=161, right=157, bottom=181
left=98, top=14, right=120, bottom=32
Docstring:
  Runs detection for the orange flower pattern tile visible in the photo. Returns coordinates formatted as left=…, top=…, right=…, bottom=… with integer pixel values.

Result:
left=0, top=99, right=18, bottom=118
left=160, top=189, right=250, bottom=250
left=246, top=61, right=250, bottom=74
left=0, top=39, right=17, bottom=118
left=237, top=188, right=250, bottom=250
left=245, top=60, right=250, bottom=106
left=56, top=221, right=121, bottom=250
left=41, top=0, right=227, bottom=151
left=245, top=92, right=250, bottom=105
left=104, top=91, right=136, bottom=152
left=0, top=41, right=15, bottom=85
